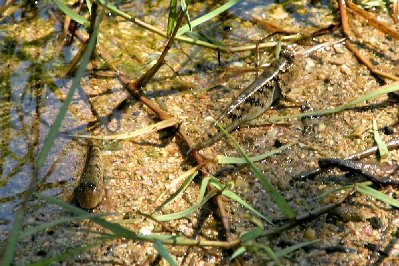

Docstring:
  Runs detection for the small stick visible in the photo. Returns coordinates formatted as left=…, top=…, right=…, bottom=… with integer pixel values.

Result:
left=346, top=0, right=399, bottom=40
left=338, top=0, right=351, bottom=37
left=393, top=0, right=399, bottom=24
left=345, top=41, right=399, bottom=81
left=294, top=138, right=399, bottom=180
left=72, top=27, right=234, bottom=241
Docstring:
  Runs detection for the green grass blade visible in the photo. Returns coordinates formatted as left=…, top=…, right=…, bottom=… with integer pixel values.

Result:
left=314, top=181, right=372, bottom=201
left=20, top=213, right=109, bottom=239
left=177, top=0, right=241, bottom=36
left=215, top=122, right=296, bottom=219
left=36, top=12, right=101, bottom=168
left=240, top=227, right=264, bottom=243
left=153, top=177, right=218, bottom=221
left=86, top=0, right=92, bottom=15
left=253, top=244, right=281, bottom=265
left=167, top=0, right=177, bottom=36
left=274, top=240, right=320, bottom=258
left=230, top=246, right=247, bottom=260
left=97, top=0, right=133, bottom=19
left=372, top=117, right=388, bottom=159
left=209, top=178, right=272, bottom=223
left=1, top=12, right=102, bottom=266
left=52, top=0, right=88, bottom=26
left=34, top=193, right=140, bottom=239
left=216, top=143, right=293, bottom=164
left=1, top=209, right=24, bottom=266
left=270, top=81, right=399, bottom=122
left=180, top=0, right=192, bottom=31
left=33, top=193, right=232, bottom=247
left=155, top=167, right=198, bottom=211
left=153, top=240, right=177, bottom=266
left=356, top=184, right=399, bottom=208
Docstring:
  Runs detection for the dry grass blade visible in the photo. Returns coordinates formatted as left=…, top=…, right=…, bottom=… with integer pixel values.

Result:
left=270, top=81, right=399, bottom=121
left=72, top=118, right=179, bottom=140
left=372, top=118, right=388, bottom=159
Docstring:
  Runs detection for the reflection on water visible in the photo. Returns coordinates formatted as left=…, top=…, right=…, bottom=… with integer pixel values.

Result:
left=0, top=15, right=92, bottom=236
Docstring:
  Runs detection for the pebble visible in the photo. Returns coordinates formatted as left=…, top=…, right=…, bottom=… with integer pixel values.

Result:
left=304, top=228, right=317, bottom=240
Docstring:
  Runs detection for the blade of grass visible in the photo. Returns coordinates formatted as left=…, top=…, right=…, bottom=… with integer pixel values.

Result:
left=1, top=12, right=103, bottom=266
left=33, top=193, right=241, bottom=248
left=52, top=0, right=88, bottom=26
left=215, top=122, right=296, bottom=219
left=274, top=240, right=320, bottom=258
left=313, top=181, right=372, bottom=201
left=167, top=0, right=177, bottom=36
left=270, top=81, right=399, bottom=122
left=251, top=243, right=281, bottom=265
left=180, top=0, right=192, bottom=31
left=209, top=178, right=272, bottom=223
left=240, top=227, right=264, bottom=243
left=153, top=240, right=177, bottom=266
left=230, top=246, right=247, bottom=260
left=34, top=192, right=140, bottom=238
left=372, top=117, right=388, bottom=159
left=216, top=143, right=293, bottom=164
left=36, top=14, right=101, bottom=168
left=177, top=0, right=241, bottom=36
left=20, top=213, right=110, bottom=239
left=356, top=183, right=399, bottom=208
left=72, top=118, right=179, bottom=140
left=155, top=167, right=198, bottom=211
left=86, top=0, right=92, bottom=15
left=153, top=177, right=219, bottom=221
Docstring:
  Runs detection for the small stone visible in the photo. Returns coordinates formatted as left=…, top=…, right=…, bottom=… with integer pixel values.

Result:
left=304, top=228, right=317, bottom=240
left=340, top=65, right=351, bottom=75
left=350, top=126, right=365, bottom=139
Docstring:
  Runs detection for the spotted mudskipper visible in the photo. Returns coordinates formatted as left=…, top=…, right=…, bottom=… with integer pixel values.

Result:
left=192, top=39, right=345, bottom=151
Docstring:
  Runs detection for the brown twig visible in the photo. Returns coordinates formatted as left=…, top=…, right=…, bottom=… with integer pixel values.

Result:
left=73, top=16, right=234, bottom=239
left=393, top=0, right=399, bottom=24
left=345, top=41, right=399, bottom=81
left=338, top=0, right=350, bottom=37
left=338, top=0, right=399, bottom=81
left=118, top=73, right=233, bottom=240
left=294, top=138, right=399, bottom=180
left=135, top=9, right=185, bottom=88
left=346, top=0, right=399, bottom=41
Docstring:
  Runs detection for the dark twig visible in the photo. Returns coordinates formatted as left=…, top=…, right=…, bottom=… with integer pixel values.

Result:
left=294, top=138, right=399, bottom=181
left=318, top=158, right=399, bottom=185
left=345, top=41, right=399, bottom=81
left=135, top=7, right=186, bottom=88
